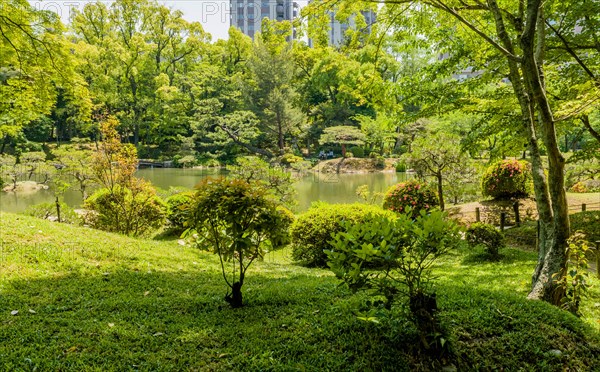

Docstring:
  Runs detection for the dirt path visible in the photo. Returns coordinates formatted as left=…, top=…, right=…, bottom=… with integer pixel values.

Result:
left=448, top=193, right=600, bottom=224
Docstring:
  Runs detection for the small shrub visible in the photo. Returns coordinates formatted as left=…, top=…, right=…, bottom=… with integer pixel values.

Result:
left=291, top=203, right=396, bottom=267
left=466, top=222, right=504, bottom=257
left=327, top=209, right=461, bottom=355
left=554, top=232, right=592, bottom=316
left=349, top=146, right=365, bottom=158
left=280, top=153, right=303, bottom=166
left=569, top=181, right=588, bottom=193
left=374, top=155, right=385, bottom=169
left=84, top=184, right=166, bottom=236
left=165, top=192, right=194, bottom=232
left=395, top=160, right=407, bottom=172
left=187, top=177, right=293, bottom=308
left=383, top=180, right=438, bottom=218
left=481, top=159, right=532, bottom=199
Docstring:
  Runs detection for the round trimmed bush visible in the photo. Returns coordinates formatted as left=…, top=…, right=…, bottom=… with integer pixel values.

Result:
left=349, top=146, right=365, bottom=158
left=482, top=159, right=532, bottom=199
left=383, top=180, right=438, bottom=218
left=84, top=185, right=166, bottom=236
left=466, top=222, right=504, bottom=257
left=290, top=203, right=396, bottom=267
left=165, top=192, right=194, bottom=232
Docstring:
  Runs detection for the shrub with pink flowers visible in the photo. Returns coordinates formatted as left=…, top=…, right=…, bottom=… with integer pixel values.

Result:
left=383, top=180, right=438, bottom=218
left=481, top=159, right=532, bottom=199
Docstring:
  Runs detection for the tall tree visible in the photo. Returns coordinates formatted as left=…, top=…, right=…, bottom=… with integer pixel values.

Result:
left=314, top=0, right=596, bottom=305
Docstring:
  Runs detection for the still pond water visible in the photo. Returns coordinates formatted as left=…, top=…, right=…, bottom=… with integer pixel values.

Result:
left=0, top=168, right=410, bottom=214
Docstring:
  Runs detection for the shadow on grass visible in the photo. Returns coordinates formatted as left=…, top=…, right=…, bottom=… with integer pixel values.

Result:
left=0, top=269, right=418, bottom=371
left=2, top=266, right=599, bottom=371
left=460, top=246, right=536, bottom=266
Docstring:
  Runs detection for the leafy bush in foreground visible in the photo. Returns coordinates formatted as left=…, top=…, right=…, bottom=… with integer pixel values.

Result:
left=481, top=159, right=532, bottom=199
left=327, top=209, right=462, bottom=356
left=383, top=179, right=438, bottom=218
left=290, top=203, right=396, bottom=267
left=466, top=222, right=505, bottom=258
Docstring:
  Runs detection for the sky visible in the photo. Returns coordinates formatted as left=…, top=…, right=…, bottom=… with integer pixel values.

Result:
left=29, top=0, right=310, bottom=41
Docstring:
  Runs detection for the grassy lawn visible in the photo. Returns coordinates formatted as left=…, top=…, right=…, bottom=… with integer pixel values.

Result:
left=1, top=212, right=599, bottom=370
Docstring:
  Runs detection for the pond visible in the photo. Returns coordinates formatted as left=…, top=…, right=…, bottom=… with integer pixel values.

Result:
left=0, top=168, right=411, bottom=214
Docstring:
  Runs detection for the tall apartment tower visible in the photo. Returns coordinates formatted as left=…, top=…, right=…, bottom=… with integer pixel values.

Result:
left=230, top=0, right=300, bottom=39
left=327, top=9, right=376, bottom=46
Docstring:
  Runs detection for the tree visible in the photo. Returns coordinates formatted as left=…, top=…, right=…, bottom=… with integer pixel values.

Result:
left=246, top=20, right=305, bottom=153
left=319, top=125, right=366, bottom=157
left=322, top=0, right=582, bottom=305
left=53, top=146, right=96, bottom=200
left=405, top=132, right=466, bottom=211
left=1, top=0, right=90, bottom=150
left=188, top=178, right=293, bottom=308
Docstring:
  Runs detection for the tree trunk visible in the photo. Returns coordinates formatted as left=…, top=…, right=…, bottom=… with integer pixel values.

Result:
left=341, top=144, right=346, bottom=157
left=487, top=0, right=569, bottom=305
left=409, top=291, right=445, bottom=356
left=226, top=281, right=243, bottom=308
left=436, top=173, right=444, bottom=211
left=55, top=196, right=61, bottom=223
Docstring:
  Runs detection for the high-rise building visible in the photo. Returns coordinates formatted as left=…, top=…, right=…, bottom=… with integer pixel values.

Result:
left=230, top=0, right=300, bottom=39
left=326, top=9, right=376, bottom=46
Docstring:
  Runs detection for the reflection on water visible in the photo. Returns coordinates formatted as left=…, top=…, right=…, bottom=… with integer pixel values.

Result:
left=0, top=168, right=410, bottom=214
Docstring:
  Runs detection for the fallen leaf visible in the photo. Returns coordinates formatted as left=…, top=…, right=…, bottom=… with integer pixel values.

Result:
left=144, top=291, right=150, bottom=296
left=10, top=310, right=18, bottom=316
left=108, top=323, right=115, bottom=328
left=153, top=332, right=164, bottom=337
left=65, top=346, right=77, bottom=353
left=28, top=309, right=36, bottom=314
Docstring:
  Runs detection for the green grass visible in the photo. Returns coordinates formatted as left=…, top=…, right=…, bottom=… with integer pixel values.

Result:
left=1, top=212, right=600, bottom=371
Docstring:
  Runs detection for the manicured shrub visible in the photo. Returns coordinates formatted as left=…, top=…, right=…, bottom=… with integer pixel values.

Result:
left=280, top=153, right=304, bottom=165
left=570, top=211, right=600, bottom=243
left=466, top=222, right=504, bottom=257
left=84, top=184, right=166, bottom=236
left=349, top=146, right=365, bottom=158
left=291, top=203, right=396, bottom=267
left=481, top=159, right=532, bottom=199
left=383, top=179, right=438, bottom=218
left=165, top=192, right=194, bottom=232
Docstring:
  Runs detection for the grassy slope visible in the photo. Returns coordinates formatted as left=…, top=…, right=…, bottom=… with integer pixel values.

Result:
left=1, top=213, right=599, bottom=371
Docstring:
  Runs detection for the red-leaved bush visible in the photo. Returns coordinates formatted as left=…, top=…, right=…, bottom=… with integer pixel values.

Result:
left=383, top=180, right=438, bottom=218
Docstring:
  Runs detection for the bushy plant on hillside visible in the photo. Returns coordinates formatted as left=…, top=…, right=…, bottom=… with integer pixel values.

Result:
left=85, top=116, right=166, bottom=236
left=187, top=177, right=293, bottom=308
left=383, top=180, right=438, bottom=218
left=165, top=192, right=194, bottom=233
left=84, top=184, right=166, bottom=236
left=327, top=209, right=462, bottom=356
left=466, top=222, right=504, bottom=258
left=481, top=159, right=532, bottom=199
left=290, top=203, right=396, bottom=267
